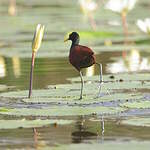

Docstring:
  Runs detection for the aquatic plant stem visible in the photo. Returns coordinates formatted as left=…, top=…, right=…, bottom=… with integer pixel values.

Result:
left=121, top=11, right=128, bottom=38
left=121, top=11, right=128, bottom=58
left=88, top=13, right=96, bottom=31
left=28, top=51, right=36, bottom=98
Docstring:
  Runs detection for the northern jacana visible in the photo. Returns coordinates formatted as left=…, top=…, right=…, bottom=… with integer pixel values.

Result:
left=64, top=31, right=103, bottom=99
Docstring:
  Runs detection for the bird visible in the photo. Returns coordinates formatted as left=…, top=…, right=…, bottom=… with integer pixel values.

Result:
left=64, top=31, right=103, bottom=99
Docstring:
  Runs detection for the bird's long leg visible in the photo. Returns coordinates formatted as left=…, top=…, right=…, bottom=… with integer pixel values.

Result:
left=79, top=71, right=84, bottom=100
left=96, top=63, right=103, bottom=96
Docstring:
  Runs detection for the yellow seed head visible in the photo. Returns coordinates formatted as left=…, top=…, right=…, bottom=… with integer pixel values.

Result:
left=32, top=24, right=45, bottom=53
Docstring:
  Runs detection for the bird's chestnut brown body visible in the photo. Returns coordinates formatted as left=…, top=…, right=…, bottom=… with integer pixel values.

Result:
left=69, top=45, right=95, bottom=71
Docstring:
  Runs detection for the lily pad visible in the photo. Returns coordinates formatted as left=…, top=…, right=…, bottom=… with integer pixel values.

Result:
left=68, top=73, right=150, bottom=82
left=120, top=101, right=150, bottom=109
left=0, top=83, right=98, bottom=99
left=22, top=92, right=142, bottom=104
left=121, top=117, right=150, bottom=127
left=0, top=84, right=15, bottom=92
left=79, top=30, right=117, bottom=39
left=0, top=82, right=143, bottom=105
left=0, top=119, right=73, bottom=129
left=0, top=106, right=125, bottom=117
left=48, top=141, right=150, bottom=150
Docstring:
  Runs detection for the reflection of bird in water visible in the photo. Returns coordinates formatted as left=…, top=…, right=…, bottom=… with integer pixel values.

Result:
left=105, top=0, right=137, bottom=37
left=8, top=0, right=17, bottom=16
left=107, top=49, right=150, bottom=73
left=78, top=0, right=97, bottom=30
left=72, top=116, right=105, bottom=143
left=0, top=56, right=6, bottom=78
left=64, top=31, right=103, bottom=99
left=101, top=116, right=104, bottom=136
left=72, top=116, right=98, bottom=143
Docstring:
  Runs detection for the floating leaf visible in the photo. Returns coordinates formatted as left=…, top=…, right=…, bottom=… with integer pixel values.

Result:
left=0, top=106, right=125, bottom=117
left=79, top=31, right=117, bottom=39
left=22, top=92, right=142, bottom=104
left=121, top=117, right=150, bottom=127
left=0, top=119, right=74, bottom=129
left=120, top=101, right=150, bottom=109
left=0, top=82, right=143, bottom=105
left=49, top=141, right=150, bottom=150
left=68, top=73, right=150, bottom=82
left=0, top=84, right=15, bottom=92
left=0, top=108, right=10, bottom=112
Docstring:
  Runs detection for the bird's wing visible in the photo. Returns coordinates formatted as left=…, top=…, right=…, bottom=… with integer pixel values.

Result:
left=69, top=45, right=94, bottom=70
left=70, top=45, right=94, bottom=62
left=76, top=45, right=94, bottom=57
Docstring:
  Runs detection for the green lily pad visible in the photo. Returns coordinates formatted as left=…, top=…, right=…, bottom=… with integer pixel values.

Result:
left=68, top=73, right=150, bottom=82
left=79, top=31, right=117, bottom=39
left=121, top=117, right=150, bottom=127
left=0, top=106, right=125, bottom=117
left=0, top=83, right=98, bottom=99
left=48, top=141, right=150, bottom=150
left=120, top=101, right=150, bottom=109
left=0, top=119, right=73, bottom=129
left=0, top=84, right=15, bottom=92
left=22, top=92, right=142, bottom=104
left=0, top=82, right=143, bottom=104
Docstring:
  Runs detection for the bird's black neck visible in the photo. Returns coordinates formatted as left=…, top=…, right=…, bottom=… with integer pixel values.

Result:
left=71, top=38, right=79, bottom=49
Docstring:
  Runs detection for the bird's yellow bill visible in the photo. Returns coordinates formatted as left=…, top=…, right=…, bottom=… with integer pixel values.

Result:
left=64, top=31, right=73, bottom=42
left=32, top=24, right=45, bottom=53
left=64, top=37, right=69, bottom=42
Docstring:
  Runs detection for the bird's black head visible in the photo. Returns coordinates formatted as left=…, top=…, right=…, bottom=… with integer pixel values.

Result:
left=68, top=32, right=79, bottom=42
left=64, top=31, right=80, bottom=47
